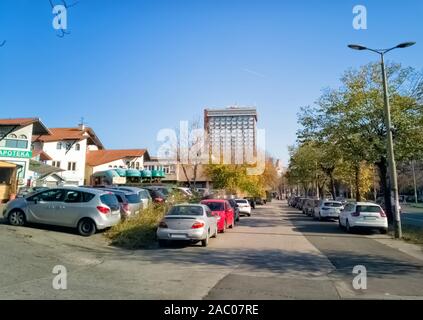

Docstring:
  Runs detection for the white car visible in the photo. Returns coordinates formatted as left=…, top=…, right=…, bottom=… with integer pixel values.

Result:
left=235, top=199, right=251, bottom=216
left=339, top=202, right=388, bottom=234
left=313, top=200, right=343, bottom=220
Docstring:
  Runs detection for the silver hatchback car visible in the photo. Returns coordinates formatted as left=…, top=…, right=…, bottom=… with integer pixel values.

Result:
left=2, top=187, right=121, bottom=236
left=156, top=204, right=218, bottom=247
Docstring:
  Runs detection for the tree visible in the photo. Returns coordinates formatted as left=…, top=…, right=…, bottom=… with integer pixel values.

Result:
left=297, top=62, right=423, bottom=220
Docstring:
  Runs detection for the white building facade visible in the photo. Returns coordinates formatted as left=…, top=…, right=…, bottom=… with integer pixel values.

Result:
left=33, top=126, right=104, bottom=186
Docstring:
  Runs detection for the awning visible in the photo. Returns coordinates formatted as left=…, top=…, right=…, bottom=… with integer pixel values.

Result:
left=29, top=159, right=64, bottom=179
left=0, top=160, right=19, bottom=168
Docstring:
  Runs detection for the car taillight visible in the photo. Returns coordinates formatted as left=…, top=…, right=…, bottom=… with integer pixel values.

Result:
left=155, top=197, right=164, bottom=203
left=352, top=210, right=360, bottom=217
left=159, top=221, right=168, bottom=228
left=191, top=221, right=205, bottom=229
left=97, top=206, right=110, bottom=214
left=380, top=209, right=387, bottom=217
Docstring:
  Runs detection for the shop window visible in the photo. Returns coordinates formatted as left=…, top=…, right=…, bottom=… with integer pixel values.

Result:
left=5, top=139, right=28, bottom=149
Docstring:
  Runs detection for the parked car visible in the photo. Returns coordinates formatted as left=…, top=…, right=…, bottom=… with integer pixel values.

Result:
left=235, top=199, right=252, bottom=216
left=175, top=187, right=193, bottom=197
left=16, top=186, right=49, bottom=198
left=303, top=199, right=319, bottom=216
left=289, top=196, right=300, bottom=207
left=313, top=200, right=343, bottom=220
left=296, top=198, right=307, bottom=210
left=156, top=204, right=218, bottom=247
left=143, top=187, right=167, bottom=204
left=339, top=202, right=388, bottom=234
left=3, top=187, right=121, bottom=236
left=101, top=188, right=142, bottom=219
left=201, top=199, right=235, bottom=233
left=112, top=186, right=152, bottom=209
left=227, top=199, right=240, bottom=222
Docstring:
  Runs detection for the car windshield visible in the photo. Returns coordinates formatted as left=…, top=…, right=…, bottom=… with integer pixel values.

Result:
left=125, top=193, right=141, bottom=203
left=204, top=202, right=225, bottom=211
left=167, top=206, right=203, bottom=216
left=357, top=205, right=381, bottom=213
left=324, top=202, right=343, bottom=207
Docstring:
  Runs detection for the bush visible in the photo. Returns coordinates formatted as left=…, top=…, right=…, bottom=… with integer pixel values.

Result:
left=105, top=204, right=169, bottom=249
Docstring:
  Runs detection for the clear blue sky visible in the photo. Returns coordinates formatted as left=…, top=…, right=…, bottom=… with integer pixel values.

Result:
left=1, top=0, right=422, bottom=165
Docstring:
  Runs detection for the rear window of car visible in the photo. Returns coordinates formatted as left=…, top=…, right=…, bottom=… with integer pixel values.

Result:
left=235, top=200, right=248, bottom=204
left=324, top=202, right=343, bottom=207
left=157, top=188, right=170, bottom=195
left=125, top=193, right=141, bottom=203
left=167, top=206, right=203, bottom=216
left=100, top=194, right=119, bottom=207
left=139, top=190, right=150, bottom=199
left=204, top=202, right=225, bottom=211
left=357, top=205, right=381, bottom=213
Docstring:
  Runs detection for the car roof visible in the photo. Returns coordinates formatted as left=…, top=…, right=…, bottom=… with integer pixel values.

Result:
left=173, top=203, right=207, bottom=209
left=201, top=199, right=226, bottom=203
left=57, top=186, right=110, bottom=195
left=101, top=188, right=135, bottom=195
left=355, top=202, right=380, bottom=206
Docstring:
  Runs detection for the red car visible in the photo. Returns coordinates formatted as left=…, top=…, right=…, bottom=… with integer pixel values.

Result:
left=201, top=199, right=235, bottom=233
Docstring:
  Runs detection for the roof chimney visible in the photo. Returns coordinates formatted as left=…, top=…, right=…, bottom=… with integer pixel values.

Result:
left=79, top=117, right=86, bottom=131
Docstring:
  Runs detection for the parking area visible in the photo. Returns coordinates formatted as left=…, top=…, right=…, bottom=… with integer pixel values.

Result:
left=1, top=200, right=423, bottom=299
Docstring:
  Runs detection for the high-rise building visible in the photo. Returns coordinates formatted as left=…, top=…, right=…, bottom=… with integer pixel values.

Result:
left=204, top=107, right=258, bottom=164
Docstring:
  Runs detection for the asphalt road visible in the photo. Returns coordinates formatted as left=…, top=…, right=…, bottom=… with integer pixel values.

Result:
left=401, top=206, right=423, bottom=228
left=0, top=201, right=422, bottom=299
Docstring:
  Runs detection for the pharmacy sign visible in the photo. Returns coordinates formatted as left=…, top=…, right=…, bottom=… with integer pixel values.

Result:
left=0, top=149, right=32, bottom=159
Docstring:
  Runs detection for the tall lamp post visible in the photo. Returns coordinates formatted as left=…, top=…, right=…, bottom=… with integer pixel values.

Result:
left=348, top=42, right=416, bottom=239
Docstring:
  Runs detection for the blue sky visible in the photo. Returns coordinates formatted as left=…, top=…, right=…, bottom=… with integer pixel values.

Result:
left=0, top=0, right=422, bottom=165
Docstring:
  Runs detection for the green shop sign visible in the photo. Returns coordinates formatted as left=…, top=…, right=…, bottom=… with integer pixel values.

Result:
left=0, top=149, right=32, bottom=159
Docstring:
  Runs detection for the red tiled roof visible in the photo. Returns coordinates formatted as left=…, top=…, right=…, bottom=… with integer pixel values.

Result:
left=34, top=127, right=104, bottom=149
left=32, top=150, right=52, bottom=161
left=0, top=117, right=51, bottom=135
left=86, top=149, right=148, bottom=167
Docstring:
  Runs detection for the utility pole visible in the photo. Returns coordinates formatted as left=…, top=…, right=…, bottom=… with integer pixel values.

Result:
left=348, top=42, right=416, bottom=239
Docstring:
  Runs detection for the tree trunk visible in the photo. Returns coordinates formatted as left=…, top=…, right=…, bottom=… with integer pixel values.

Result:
left=329, top=173, right=336, bottom=200
left=354, top=162, right=361, bottom=202
left=376, top=158, right=393, bottom=224
left=181, top=165, right=192, bottom=188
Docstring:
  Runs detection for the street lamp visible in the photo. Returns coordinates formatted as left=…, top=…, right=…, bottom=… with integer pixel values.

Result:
left=348, top=42, right=416, bottom=239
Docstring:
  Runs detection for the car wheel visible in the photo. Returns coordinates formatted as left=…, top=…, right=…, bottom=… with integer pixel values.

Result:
left=318, top=212, right=323, bottom=221
left=213, top=227, right=218, bottom=238
left=338, top=218, right=344, bottom=229
left=77, top=218, right=96, bottom=237
left=380, top=228, right=388, bottom=235
left=346, top=220, right=353, bottom=233
left=158, top=239, right=167, bottom=247
left=229, top=218, right=234, bottom=229
left=8, top=210, right=26, bottom=226
left=201, top=234, right=209, bottom=247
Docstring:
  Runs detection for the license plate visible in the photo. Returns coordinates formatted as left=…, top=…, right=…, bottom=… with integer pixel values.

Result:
left=171, top=234, right=186, bottom=239
left=363, top=216, right=377, bottom=221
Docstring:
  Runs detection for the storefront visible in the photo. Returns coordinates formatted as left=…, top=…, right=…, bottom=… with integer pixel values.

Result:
left=0, top=118, right=51, bottom=193
left=0, top=161, right=19, bottom=203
